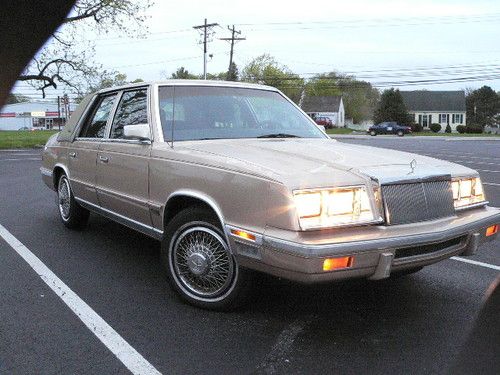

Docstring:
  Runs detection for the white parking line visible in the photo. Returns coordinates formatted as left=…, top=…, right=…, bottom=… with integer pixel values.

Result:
left=0, top=224, right=161, bottom=375
left=451, top=257, right=500, bottom=271
left=0, top=158, right=40, bottom=161
left=483, top=182, right=500, bottom=187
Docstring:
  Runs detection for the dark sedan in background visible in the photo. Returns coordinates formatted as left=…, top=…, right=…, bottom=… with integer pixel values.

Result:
left=368, top=122, right=412, bottom=136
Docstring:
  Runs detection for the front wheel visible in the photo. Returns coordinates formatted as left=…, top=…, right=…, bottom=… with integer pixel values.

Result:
left=57, top=174, right=89, bottom=229
left=161, top=207, right=252, bottom=310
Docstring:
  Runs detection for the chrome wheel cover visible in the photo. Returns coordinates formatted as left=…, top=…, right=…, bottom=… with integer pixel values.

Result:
left=58, top=177, right=71, bottom=221
left=171, top=225, right=235, bottom=299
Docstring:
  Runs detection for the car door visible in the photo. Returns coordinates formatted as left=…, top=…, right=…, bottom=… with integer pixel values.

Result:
left=68, top=93, right=118, bottom=204
left=95, top=88, right=152, bottom=226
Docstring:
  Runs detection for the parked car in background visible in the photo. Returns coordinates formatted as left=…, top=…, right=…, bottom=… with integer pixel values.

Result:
left=368, top=122, right=412, bottom=136
left=315, top=116, right=333, bottom=129
left=41, top=81, right=499, bottom=311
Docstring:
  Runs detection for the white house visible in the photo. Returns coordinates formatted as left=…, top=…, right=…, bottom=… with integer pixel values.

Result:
left=300, top=95, right=345, bottom=128
left=400, top=90, right=466, bottom=132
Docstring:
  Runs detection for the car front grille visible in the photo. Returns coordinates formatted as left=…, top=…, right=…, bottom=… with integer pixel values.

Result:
left=382, top=179, right=455, bottom=225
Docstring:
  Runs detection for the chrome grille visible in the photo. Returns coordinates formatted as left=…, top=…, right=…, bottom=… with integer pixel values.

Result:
left=382, top=179, right=455, bottom=225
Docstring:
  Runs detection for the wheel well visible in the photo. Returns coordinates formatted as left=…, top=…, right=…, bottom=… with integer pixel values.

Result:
left=53, top=166, right=65, bottom=189
left=163, top=195, right=223, bottom=230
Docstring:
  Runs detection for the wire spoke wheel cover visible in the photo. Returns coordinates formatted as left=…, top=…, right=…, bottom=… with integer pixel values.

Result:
left=58, top=177, right=71, bottom=220
left=170, top=225, right=235, bottom=300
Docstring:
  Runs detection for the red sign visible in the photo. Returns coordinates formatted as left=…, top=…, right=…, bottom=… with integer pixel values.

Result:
left=0, top=112, right=16, bottom=117
left=45, top=112, right=59, bottom=117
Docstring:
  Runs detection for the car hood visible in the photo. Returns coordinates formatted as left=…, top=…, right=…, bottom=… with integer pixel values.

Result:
left=180, top=138, right=476, bottom=189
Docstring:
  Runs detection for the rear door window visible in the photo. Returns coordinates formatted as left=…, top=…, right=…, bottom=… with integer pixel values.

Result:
left=78, top=94, right=117, bottom=138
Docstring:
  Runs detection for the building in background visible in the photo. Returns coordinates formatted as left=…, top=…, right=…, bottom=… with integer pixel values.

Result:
left=401, top=90, right=466, bottom=132
left=0, top=99, right=74, bottom=130
left=300, top=95, right=345, bottom=128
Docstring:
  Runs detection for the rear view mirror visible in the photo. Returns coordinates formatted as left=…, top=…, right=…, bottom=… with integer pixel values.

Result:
left=123, top=124, right=151, bottom=142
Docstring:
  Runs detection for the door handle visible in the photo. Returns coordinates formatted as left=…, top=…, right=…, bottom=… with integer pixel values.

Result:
left=99, top=155, right=109, bottom=163
left=69, top=151, right=76, bottom=158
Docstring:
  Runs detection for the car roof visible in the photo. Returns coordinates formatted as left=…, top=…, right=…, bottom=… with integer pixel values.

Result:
left=97, top=80, right=280, bottom=95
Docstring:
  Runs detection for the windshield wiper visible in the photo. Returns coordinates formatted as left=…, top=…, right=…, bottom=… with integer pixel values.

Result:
left=257, top=133, right=301, bottom=138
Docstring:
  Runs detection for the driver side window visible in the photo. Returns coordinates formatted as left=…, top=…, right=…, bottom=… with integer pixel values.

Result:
left=110, top=89, right=148, bottom=139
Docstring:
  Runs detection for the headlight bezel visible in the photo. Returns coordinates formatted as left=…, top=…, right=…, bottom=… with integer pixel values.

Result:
left=452, top=176, right=488, bottom=211
left=292, top=185, right=383, bottom=230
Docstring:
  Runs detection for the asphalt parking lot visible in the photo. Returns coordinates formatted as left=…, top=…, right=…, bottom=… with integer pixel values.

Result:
left=0, top=138, right=499, bottom=375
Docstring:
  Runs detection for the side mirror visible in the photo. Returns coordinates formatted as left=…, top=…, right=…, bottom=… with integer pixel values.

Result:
left=123, top=124, right=151, bottom=143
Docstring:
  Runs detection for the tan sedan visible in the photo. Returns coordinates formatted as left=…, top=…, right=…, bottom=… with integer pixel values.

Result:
left=41, top=81, right=500, bottom=310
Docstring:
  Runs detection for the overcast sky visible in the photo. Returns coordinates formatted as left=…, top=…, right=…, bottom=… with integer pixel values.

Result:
left=14, top=0, right=500, bottom=99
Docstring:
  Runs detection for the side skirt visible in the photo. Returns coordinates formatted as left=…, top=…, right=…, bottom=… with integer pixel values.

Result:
left=75, top=197, right=164, bottom=241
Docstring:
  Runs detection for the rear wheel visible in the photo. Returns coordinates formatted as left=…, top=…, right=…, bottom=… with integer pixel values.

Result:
left=370, top=130, right=377, bottom=136
left=161, top=206, right=252, bottom=310
left=57, top=174, right=89, bottom=229
left=397, top=130, right=404, bottom=137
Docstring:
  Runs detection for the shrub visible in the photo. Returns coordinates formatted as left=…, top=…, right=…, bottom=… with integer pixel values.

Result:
left=430, top=123, right=441, bottom=133
left=410, top=123, right=423, bottom=132
left=465, top=125, right=483, bottom=134
left=456, top=125, right=466, bottom=134
left=445, top=124, right=452, bottom=133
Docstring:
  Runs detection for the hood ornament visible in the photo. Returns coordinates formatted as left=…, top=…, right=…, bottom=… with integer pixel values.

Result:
left=408, top=159, right=417, bottom=174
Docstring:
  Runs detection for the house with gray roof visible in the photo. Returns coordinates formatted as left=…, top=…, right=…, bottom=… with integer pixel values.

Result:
left=300, top=95, right=345, bottom=128
left=400, top=90, right=466, bottom=132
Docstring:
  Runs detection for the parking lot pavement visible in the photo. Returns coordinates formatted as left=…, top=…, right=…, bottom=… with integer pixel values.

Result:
left=0, top=142, right=498, bottom=375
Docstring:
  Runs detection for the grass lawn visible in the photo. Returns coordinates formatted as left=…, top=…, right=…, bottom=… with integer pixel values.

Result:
left=0, top=130, right=59, bottom=149
left=325, top=127, right=355, bottom=135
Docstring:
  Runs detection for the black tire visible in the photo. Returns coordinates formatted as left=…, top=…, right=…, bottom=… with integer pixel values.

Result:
left=57, top=174, right=89, bottom=229
left=161, top=206, right=252, bottom=311
left=370, top=130, right=377, bottom=136
left=397, top=130, right=404, bottom=137
left=391, top=266, right=423, bottom=277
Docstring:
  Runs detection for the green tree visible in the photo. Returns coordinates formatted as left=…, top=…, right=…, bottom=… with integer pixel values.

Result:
left=241, top=54, right=304, bottom=103
left=171, top=67, right=198, bottom=79
left=18, top=0, right=153, bottom=97
left=5, top=93, right=30, bottom=104
left=373, top=88, right=412, bottom=125
left=77, top=72, right=143, bottom=100
left=305, top=72, right=379, bottom=123
left=227, top=62, right=239, bottom=81
left=466, top=86, right=500, bottom=127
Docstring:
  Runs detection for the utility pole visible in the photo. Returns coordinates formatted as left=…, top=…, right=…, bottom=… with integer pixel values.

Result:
left=220, top=25, right=246, bottom=81
left=57, top=95, right=61, bottom=130
left=193, top=18, right=219, bottom=79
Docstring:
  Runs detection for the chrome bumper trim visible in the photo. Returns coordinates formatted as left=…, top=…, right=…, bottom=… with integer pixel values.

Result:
left=233, top=207, right=499, bottom=283
left=262, top=207, right=500, bottom=258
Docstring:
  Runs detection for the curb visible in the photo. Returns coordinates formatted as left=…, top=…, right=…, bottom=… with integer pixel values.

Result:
left=330, top=135, right=500, bottom=141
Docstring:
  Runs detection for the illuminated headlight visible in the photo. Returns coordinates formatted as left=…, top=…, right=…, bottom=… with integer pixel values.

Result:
left=293, top=186, right=380, bottom=230
left=452, top=177, right=486, bottom=209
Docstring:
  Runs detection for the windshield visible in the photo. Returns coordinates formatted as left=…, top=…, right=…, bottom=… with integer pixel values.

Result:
left=158, top=86, right=325, bottom=141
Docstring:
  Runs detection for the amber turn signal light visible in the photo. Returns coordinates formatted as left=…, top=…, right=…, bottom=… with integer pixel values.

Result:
left=230, top=229, right=256, bottom=242
left=323, top=256, right=354, bottom=271
left=486, top=224, right=499, bottom=237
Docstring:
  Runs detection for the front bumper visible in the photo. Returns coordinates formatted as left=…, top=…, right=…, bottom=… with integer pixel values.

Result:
left=227, top=206, right=500, bottom=283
